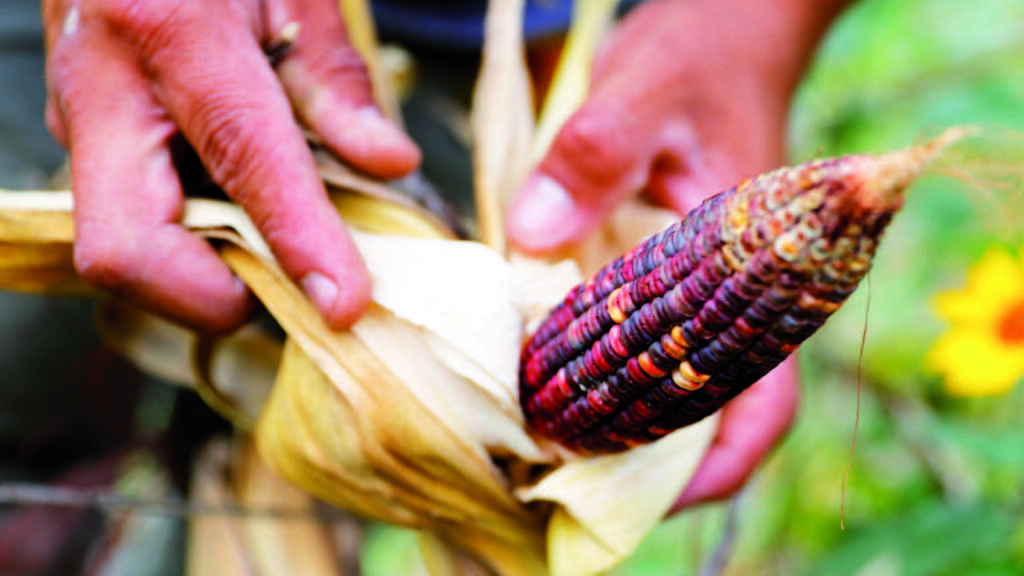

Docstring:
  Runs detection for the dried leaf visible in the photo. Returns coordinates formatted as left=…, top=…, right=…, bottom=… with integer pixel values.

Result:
left=186, top=438, right=344, bottom=576
left=212, top=239, right=547, bottom=575
left=531, top=0, right=618, bottom=163
left=0, top=179, right=711, bottom=576
left=471, top=0, right=534, bottom=252
left=0, top=190, right=92, bottom=295
left=338, top=0, right=401, bottom=124
left=0, top=125, right=714, bottom=576
left=519, top=417, right=717, bottom=576
left=96, top=301, right=279, bottom=429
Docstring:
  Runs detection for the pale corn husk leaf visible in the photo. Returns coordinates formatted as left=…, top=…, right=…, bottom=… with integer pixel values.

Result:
left=0, top=191, right=92, bottom=295
left=338, top=0, right=402, bottom=124
left=530, top=0, right=618, bottom=163
left=0, top=188, right=724, bottom=576
left=519, top=416, right=717, bottom=576
left=96, top=300, right=280, bottom=428
left=470, top=0, right=534, bottom=252
left=507, top=255, right=586, bottom=335
left=210, top=238, right=548, bottom=575
left=313, top=140, right=468, bottom=239
left=0, top=241, right=87, bottom=295
left=416, top=532, right=495, bottom=576
left=349, top=302, right=541, bottom=461
left=379, top=44, right=417, bottom=104
left=326, top=188, right=454, bottom=239
left=351, top=234, right=524, bottom=415
left=95, top=301, right=198, bottom=388
left=186, top=438, right=344, bottom=576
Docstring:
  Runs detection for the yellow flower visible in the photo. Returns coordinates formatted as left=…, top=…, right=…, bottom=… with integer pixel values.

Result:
left=926, top=246, right=1024, bottom=396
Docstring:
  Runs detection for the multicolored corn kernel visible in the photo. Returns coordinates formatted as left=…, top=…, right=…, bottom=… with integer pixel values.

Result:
left=520, top=134, right=961, bottom=454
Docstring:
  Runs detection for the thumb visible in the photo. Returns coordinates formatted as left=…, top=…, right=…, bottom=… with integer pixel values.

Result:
left=506, top=97, right=652, bottom=254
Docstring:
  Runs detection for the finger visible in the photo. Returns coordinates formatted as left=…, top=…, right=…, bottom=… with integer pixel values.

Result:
left=45, top=97, right=68, bottom=148
left=129, top=2, right=370, bottom=328
left=267, top=0, right=420, bottom=177
left=506, top=95, right=653, bottom=253
left=645, top=108, right=785, bottom=218
left=643, top=143, right=744, bottom=218
left=671, top=356, right=800, bottom=513
left=55, top=44, right=253, bottom=333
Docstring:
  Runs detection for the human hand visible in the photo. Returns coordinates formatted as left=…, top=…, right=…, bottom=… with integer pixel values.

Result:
left=507, top=0, right=846, bottom=508
left=506, top=0, right=844, bottom=251
left=671, top=357, right=799, bottom=511
left=43, top=0, right=420, bottom=333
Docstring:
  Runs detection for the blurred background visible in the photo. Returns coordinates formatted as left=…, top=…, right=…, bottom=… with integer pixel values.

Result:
left=0, top=0, right=1022, bottom=574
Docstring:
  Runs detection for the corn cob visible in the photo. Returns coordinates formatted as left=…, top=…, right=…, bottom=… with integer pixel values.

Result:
left=520, top=135, right=957, bottom=454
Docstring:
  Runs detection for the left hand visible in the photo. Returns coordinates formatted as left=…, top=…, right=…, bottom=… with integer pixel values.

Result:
left=506, top=0, right=839, bottom=252
left=671, top=357, right=799, bottom=511
left=507, top=0, right=847, bottom=509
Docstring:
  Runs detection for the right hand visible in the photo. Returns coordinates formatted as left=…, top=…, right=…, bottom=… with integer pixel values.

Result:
left=43, top=0, right=420, bottom=333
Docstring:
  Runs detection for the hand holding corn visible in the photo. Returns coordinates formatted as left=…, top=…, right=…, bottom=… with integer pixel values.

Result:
left=509, top=0, right=849, bottom=509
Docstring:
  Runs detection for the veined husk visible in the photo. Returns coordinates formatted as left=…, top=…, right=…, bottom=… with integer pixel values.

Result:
left=0, top=186, right=716, bottom=575
left=0, top=1, right=719, bottom=573
left=187, top=437, right=350, bottom=576
left=470, top=0, right=535, bottom=255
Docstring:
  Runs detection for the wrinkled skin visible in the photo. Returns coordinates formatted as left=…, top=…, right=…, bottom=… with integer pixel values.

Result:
left=43, top=0, right=844, bottom=511
left=43, top=0, right=419, bottom=333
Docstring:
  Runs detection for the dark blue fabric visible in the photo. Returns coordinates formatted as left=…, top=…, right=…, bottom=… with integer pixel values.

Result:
left=372, top=0, right=573, bottom=49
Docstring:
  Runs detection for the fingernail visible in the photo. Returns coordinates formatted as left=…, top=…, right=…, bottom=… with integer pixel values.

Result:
left=301, top=271, right=338, bottom=319
left=507, top=175, right=578, bottom=250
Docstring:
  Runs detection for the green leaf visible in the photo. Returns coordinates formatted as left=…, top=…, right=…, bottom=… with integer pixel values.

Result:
left=807, top=502, right=1013, bottom=576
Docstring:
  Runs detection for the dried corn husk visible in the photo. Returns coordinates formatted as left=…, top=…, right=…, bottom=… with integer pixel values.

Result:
left=470, top=0, right=535, bottom=253
left=531, top=0, right=618, bottom=163
left=0, top=191, right=93, bottom=295
left=187, top=438, right=348, bottom=576
left=0, top=0, right=721, bottom=574
left=0, top=184, right=716, bottom=575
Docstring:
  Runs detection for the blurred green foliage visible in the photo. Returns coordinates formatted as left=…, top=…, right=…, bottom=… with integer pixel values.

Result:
left=615, top=0, right=1024, bottom=574
left=365, top=1, right=1024, bottom=574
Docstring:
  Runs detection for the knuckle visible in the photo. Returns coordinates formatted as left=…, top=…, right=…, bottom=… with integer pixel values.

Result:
left=93, top=0, right=162, bottom=32
left=553, top=106, right=636, bottom=186
left=183, top=94, right=308, bottom=239
left=96, top=0, right=170, bottom=30
left=94, top=0, right=192, bottom=57
left=305, top=43, right=371, bottom=86
left=44, top=100, right=68, bottom=146
left=187, top=97, right=260, bottom=191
